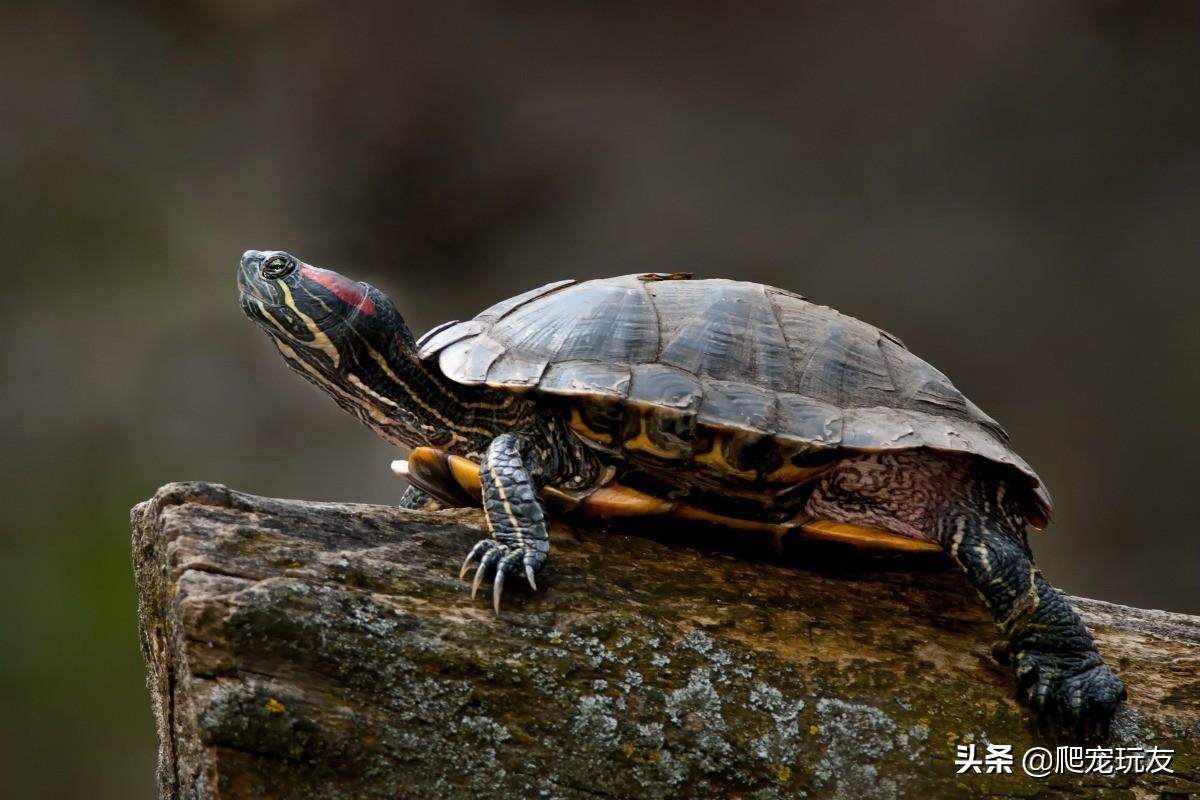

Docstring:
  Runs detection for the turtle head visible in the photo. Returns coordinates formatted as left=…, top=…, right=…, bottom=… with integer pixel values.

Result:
left=237, top=249, right=443, bottom=446
left=238, top=249, right=411, bottom=360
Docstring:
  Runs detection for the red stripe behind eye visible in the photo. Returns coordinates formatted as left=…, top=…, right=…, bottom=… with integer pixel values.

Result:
left=300, top=266, right=377, bottom=316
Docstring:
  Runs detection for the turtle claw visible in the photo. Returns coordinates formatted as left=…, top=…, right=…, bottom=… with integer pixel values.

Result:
left=492, top=551, right=525, bottom=612
left=1015, top=648, right=1125, bottom=740
left=459, top=540, right=488, bottom=580
left=459, top=538, right=540, bottom=613
left=493, top=569, right=507, bottom=614
left=471, top=547, right=501, bottom=599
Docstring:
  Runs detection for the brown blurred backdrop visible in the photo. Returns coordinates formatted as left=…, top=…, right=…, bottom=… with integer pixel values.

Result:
left=2, top=1, right=1198, bottom=796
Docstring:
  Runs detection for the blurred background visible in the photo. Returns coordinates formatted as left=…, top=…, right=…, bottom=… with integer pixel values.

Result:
left=2, top=1, right=1199, bottom=796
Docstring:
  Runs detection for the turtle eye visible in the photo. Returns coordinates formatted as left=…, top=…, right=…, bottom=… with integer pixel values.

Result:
left=262, top=255, right=295, bottom=279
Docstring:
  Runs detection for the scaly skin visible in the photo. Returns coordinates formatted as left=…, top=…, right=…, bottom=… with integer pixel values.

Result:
left=458, top=421, right=602, bottom=611
left=460, top=433, right=552, bottom=612
left=398, top=486, right=441, bottom=511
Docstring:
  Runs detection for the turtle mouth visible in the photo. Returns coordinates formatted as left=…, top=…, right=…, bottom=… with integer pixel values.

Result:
left=236, top=253, right=272, bottom=304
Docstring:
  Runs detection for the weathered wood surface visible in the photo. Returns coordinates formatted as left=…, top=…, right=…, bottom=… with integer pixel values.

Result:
left=132, top=482, right=1199, bottom=799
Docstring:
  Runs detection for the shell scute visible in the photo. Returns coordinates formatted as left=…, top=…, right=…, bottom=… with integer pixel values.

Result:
left=773, top=393, right=844, bottom=446
left=697, top=378, right=776, bottom=433
left=628, top=364, right=702, bottom=411
left=841, top=408, right=920, bottom=450
left=538, top=360, right=631, bottom=398
left=416, top=319, right=483, bottom=360
left=490, top=280, right=659, bottom=364
left=653, top=281, right=791, bottom=386
left=438, top=334, right=504, bottom=384
left=484, top=350, right=549, bottom=388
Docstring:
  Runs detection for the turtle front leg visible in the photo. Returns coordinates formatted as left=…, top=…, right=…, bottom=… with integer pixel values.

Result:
left=460, top=433, right=551, bottom=613
left=946, top=510, right=1126, bottom=737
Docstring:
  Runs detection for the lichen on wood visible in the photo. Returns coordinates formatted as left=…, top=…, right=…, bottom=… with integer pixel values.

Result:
left=132, top=482, right=1200, bottom=799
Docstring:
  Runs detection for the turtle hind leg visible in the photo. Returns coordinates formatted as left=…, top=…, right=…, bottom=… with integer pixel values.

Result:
left=804, top=451, right=1125, bottom=737
left=399, top=486, right=444, bottom=511
left=944, top=506, right=1125, bottom=739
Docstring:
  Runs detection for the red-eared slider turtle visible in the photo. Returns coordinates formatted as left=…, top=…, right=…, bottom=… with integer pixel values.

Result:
left=237, top=250, right=1125, bottom=734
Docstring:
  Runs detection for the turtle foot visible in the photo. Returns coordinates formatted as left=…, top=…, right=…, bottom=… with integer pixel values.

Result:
left=1014, top=647, right=1126, bottom=740
left=459, top=539, right=541, bottom=614
left=398, top=485, right=444, bottom=511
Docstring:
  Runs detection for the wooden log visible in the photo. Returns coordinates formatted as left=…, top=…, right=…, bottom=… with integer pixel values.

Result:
left=132, top=482, right=1200, bottom=799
